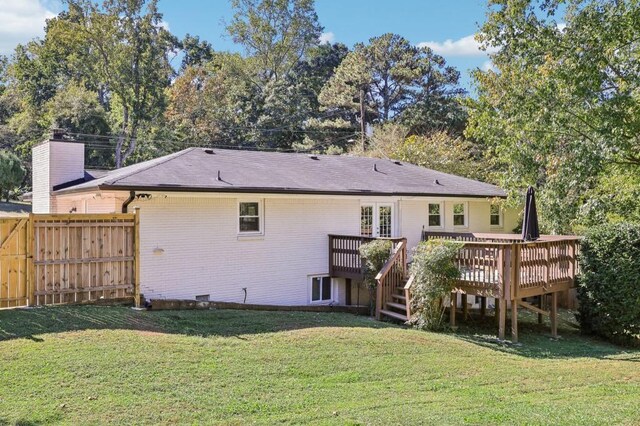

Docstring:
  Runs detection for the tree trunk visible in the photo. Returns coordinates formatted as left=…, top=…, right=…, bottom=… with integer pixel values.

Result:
left=115, top=106, right=130, bottom=169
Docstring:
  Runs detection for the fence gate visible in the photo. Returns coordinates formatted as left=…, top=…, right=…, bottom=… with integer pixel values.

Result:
left=0, top=213, right=139, bottom=309
left=0, top=218, right=29, bottom=308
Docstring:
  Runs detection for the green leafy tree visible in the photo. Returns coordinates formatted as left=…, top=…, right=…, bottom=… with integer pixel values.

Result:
left=319, top=33, right=464, bottom=133
left=0, top=150, right=26, bottom=202
left=179, top=34, right=214, bottom=71
left=467, top=0, right=640, bottom=232
left=43, top=83, right=112, bottom=166
left=226, top=0, right=323, bottom=83
left=165, top=53, right=261, bottom=148
left=64, top=0, right=179, bottom=167
left=355, top=124, right=489, bottom=181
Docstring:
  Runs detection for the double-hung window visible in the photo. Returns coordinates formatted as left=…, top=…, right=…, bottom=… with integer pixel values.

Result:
left=453, top=202, right=467, bottom=227
left=490, top=204, right=502, bottom=227
left=238, top=201, right=262, bottom=234
left=428, top=203, right=442, bottom=227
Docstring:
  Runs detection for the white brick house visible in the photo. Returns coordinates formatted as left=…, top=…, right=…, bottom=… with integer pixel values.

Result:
left=32, top=138, right=520, bottom=306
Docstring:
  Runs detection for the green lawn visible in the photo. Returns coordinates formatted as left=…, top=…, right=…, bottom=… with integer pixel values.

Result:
left=0, top=306, right=638, bottom=425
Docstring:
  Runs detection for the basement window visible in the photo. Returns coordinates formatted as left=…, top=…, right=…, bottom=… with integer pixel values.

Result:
left=238, top=200, right=263, bottom=234
left=310, top=276, right=332, bottom=303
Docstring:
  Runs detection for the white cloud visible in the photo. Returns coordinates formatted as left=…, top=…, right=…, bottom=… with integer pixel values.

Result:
left=319, top=31, right=335, bottom=45
left=158, top=20, right=170, bottom=31
left=418, top=33, right=498, bottom=57
left=0, top=0, right=60, bottom=55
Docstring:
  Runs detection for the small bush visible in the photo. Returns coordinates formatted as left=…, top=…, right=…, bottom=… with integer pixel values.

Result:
left=578, top=223, right=640, bottom=347
left=359, top=240, right=393, bottom=315
left=408, top=240, right=463, bottom=331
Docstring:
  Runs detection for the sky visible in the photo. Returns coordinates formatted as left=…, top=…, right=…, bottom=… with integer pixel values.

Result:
left=0, top=0, right=496, bottom=91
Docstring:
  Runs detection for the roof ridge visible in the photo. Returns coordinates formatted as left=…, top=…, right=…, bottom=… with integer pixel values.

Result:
left=107, top=148, right=197, bottom=186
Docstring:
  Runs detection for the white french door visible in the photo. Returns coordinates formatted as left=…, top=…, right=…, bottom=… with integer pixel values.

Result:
left=361, top=203, right=394, bottom=238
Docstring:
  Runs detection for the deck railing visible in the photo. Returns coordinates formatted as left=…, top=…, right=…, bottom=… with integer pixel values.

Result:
left=328, top=234, right=405, bottom=279
left=421, top=231, right=581, bottom=299
left=374, top=239, right=408, bottom=320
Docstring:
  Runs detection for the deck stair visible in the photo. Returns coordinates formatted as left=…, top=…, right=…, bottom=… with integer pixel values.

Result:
left=379, top=285, right=410, bottom=321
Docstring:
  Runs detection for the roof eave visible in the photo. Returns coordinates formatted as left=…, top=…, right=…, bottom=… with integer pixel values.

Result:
left=76, top=184, right=506, bottom=199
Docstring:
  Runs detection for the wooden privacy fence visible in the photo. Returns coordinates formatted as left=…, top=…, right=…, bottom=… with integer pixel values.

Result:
left=0, top=213, right=140, bottom=309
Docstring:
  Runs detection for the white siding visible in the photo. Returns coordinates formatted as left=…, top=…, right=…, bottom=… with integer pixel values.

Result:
left=401, top=199, right=521, bottom=252
left=65, top=191, right=522, bottom=306
left=31, top=143, right=51, bottom=213
left=131, top=196, right=361, bottom=304
left=31, top=141, right=85, bottom=213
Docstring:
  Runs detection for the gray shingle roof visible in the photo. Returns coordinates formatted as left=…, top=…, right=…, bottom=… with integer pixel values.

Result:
left=54, top=148, right=506, bottom=198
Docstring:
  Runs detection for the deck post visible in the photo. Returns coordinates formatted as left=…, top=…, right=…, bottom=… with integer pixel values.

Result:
left=511, top=298, right=518, bottom=343
left=480, top=296, right=487, bottom=318
left=538, top=295, right=544, bottom=324
left=450, top=292, right=456, bottom=327
left=550, top=292, right=558, bottom=338
left=461, top=294, right=468, bottom=320
left=498, top=298, right=506, bottom=340
left=345, top=278, right=352, bottom=306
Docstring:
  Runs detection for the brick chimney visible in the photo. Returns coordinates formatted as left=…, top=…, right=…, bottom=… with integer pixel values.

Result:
left=32, top=137, right=85, bottom=213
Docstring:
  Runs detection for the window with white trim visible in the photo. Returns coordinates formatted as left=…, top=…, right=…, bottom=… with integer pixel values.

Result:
left=428, top=203, right=442, bottom=227
left=490, top=204, right=502, bottom=227
left=310, top=276, right=332, bottom=303
left=238, top=201, right=262, bottom=234
left=361, top=205, right=373, bottom=237
left=453, top=202, right=467, bottom=227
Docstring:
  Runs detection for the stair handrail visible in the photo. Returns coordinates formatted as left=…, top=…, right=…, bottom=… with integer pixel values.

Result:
left=403, top=272, right=415, bottom=320
left=375, top=239, right=407, bottom=320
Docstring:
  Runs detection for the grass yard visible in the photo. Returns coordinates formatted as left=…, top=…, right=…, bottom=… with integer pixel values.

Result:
left=0, top=306, right=639, bottom=425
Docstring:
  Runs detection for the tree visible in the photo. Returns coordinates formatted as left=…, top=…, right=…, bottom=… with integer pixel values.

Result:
left=319, top=33, right=465, bottom=136
left=43, top=83, right=112, bottom=167
left=467, top=0, right=640, bottom=232
left=0, top=150, right=26, bottom=202
left=179, top=34, right=214, bottom=71
left=226, top=0, right=323, bottom=83
left=64, top=0, right=179, bottom=167
left=356, top=123, right=489, bottom=181
left=165, top=53, right=261, bottom=148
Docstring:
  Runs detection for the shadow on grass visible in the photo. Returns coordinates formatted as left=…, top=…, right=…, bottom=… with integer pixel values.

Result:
left=447, top=309, right=640, bottom=361
left=2, top=305, right=638, bottom=362
left=0, top=305, right=395, bottom=343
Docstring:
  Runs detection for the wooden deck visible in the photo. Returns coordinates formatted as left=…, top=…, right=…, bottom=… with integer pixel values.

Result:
left=329, top=232, right=581, bottom=342
left=423, top=231, right=581, bottom=342
left=328, top=234, right=405, bottom=279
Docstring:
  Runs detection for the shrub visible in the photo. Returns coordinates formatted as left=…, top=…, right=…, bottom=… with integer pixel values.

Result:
left=578, top=223, right=640, bottom=347
left=408, top=240, right=463, bottom=331
left=359, top=240, right=393, bottom=315
left=0, top=150, right=26, bottom=202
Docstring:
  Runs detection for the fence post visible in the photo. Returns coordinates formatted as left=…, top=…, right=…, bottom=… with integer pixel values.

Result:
left=27, top=214, right=35, bottom=306
left=134, top=207, right=141, bottom=308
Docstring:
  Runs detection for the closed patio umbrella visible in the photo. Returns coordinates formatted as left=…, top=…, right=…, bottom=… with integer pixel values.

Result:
left=522, top=186, right=540, bottom=241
